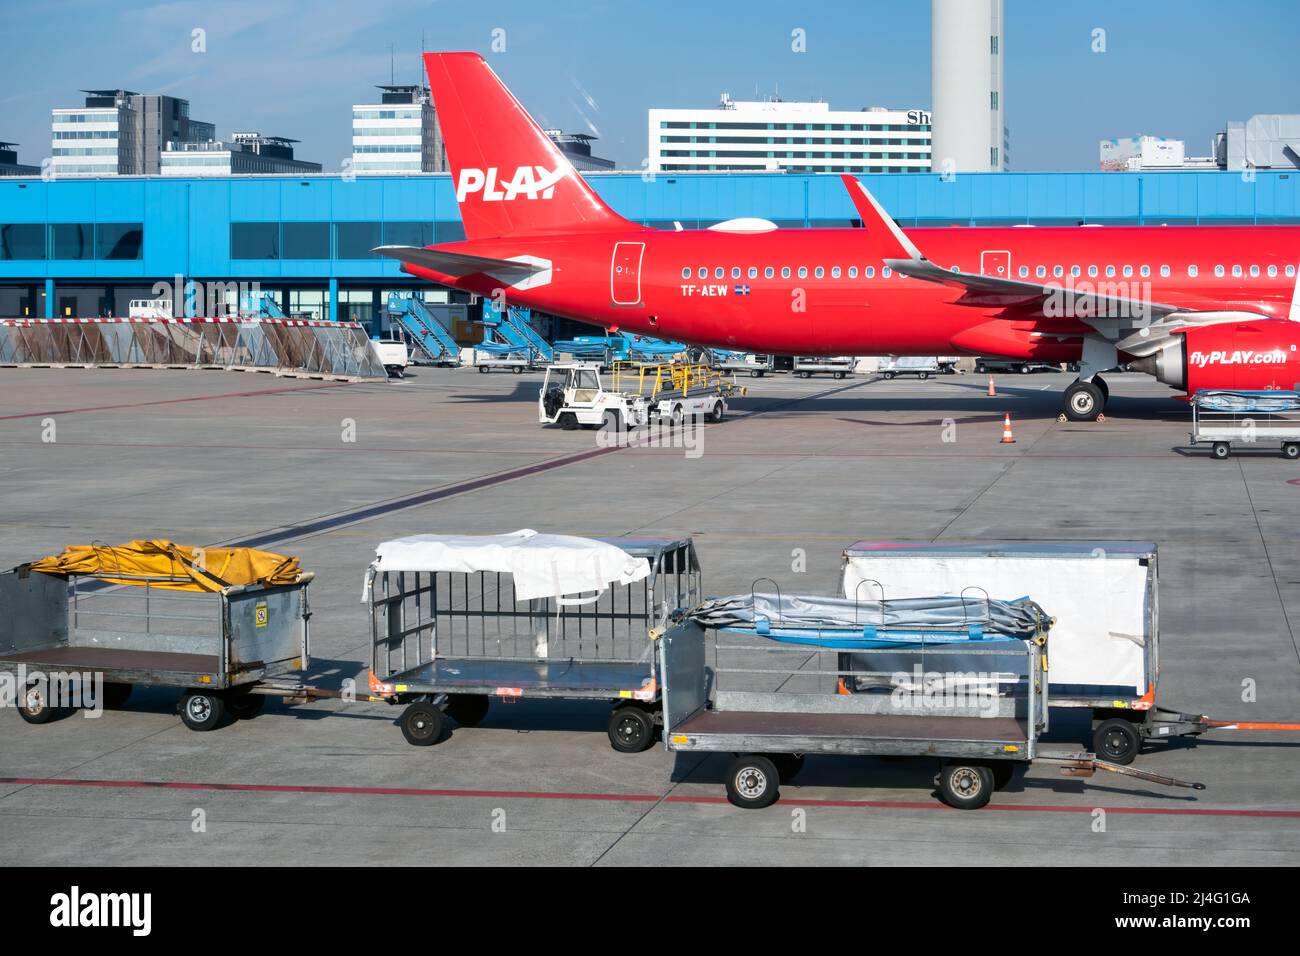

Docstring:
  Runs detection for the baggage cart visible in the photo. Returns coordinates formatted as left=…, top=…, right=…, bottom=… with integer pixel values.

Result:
left=366, top=532, right=701, bottom=752
left=1189, top=389, right=1300, bottom=459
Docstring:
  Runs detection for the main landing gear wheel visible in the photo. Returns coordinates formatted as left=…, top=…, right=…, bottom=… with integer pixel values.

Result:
left=725, top=754, right=781, bottom=808
left=1063, top=380, right=1104, bottom=422
left=1093, top=718, right=1141, bottom=765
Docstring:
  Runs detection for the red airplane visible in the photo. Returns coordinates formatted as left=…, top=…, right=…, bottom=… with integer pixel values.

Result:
left=377, top=52, right=1300, bottom=421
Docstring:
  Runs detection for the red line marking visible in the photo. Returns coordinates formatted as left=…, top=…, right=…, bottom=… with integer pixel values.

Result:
left=0, top=380, right=352, bottom=421
left=2, top=776, right=1297, bottom=818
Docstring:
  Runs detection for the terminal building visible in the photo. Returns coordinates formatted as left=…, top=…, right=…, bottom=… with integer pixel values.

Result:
left=0, top=169, right=1296, bottom=329
left=161, top=133, right=322, bottom=176
left=649, top=95, right=931, bottom=174
left=0, top=143, right=40, bottom=177
left=51, top=90, right=216, bottom=177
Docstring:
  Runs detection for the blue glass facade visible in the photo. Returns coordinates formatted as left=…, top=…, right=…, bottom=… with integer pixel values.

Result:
left=1, top=170, right=1296, bottom=321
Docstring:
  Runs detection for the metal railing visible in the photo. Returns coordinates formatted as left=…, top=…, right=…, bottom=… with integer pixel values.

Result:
left=0, top=317, right=387, bottom=380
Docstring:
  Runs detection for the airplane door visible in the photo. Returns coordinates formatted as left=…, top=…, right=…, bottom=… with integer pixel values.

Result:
left=980, top=250, right=1011, bottom=278
left=611, top=242, right=645, bottom=306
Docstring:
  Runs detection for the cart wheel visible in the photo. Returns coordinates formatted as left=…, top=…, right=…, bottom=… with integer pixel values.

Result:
left=938, top=762, right=994, bottom=810
left=726, top=754, right=781, bottom=809
left=399, top=701, right=444, bottom=746
left=918, top=371, right=929, bottom=380
left=179, top=691, right=225, bottom=732
left=882, top=371, right=895, bottom=380
left=798, top=371, right=811, bottom=379
left=17, top=680, right=62, bottom=724
left=478, top=365, right=488, bottom=374
left=1212, top=441, right=1230, bottom=460
left=608, top=705, right=656, bottom=753
left=670, top=404, right=684, bottom=426
left=709, top=400, right=725, bottom=423
left=1093, top=718, right=1141, bottom=765
left=513, top=365, right=523, bottom=374
left=559, top=412, right=579, bottom=431
left=445, top=694, right=490, bottom=727
left=1283, top=442, right=1299, bottom=460
left=226, top=692, right=265, bottom=720
left=100, top=682, right=133, bottom=709
left=989, top=761, right=1016, bottom=791
left=834, top=371, right=846, bottom=380
left=750, top=370, right=760, bottom=378
left=768, top=752, right=805, bottom=783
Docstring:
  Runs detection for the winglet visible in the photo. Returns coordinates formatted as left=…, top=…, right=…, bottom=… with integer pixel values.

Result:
left=840, top=175, right=923, bottom=261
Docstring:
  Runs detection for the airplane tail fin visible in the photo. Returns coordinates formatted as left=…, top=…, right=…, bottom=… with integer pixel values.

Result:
left=424, top=52, right=633, bottom=241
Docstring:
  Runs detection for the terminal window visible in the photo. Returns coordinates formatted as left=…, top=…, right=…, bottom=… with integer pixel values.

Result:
left=231, top=222, right=279, bottom=260
left=335, top=221, right=382, bottom=259
left=95, top=223, right=143, bottom=261
left=51, top=223, right=93, bottom=260
left=282, top=222, right=329, bottom=260
left=0, top=223, right=45, bottom=260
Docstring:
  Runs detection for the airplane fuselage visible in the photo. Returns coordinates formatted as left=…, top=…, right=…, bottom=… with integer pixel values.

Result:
left=410, top=224, right=1300, bottom=362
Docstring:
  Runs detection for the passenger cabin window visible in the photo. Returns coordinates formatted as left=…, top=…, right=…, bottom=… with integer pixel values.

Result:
left=781, top=266, right=791, bottom=278
left=1187, top=265, right=1198, bottom=277
left=1287, top=265, right=1296, bottom=278
left=1018, top=266, right=1029, bottom=278
left=1088, top=265, right=1098, bottom=277
left=1053, top=265, right=1063, bottom=277
left=1140, top=265, right=1150, bottom=277
left=848, top=266, right=858, bottom=278
left=1070, top=266, right=1081, bottom=277
left=1215, top=265, right=1225, bottom=277
left=714, top=267, right=724, bottom=279
left=748, top=266, right=758, bottom=279
left=1250, top=265, right=1260, bottom=277
left=731, top=267, right=741, bottom=279
left=814, top=266, right=825, bottom=278
left=882, top=267, right=893, bottom=278
left=865, top=266, right=875, bottom=278
left=698, top=267, right=707, bottom=279
left=681, top=267, right=691, bottom=279
left=1232, top=265, right=1242, bottom=277
left=1123, top=265, right=1133, bottom=278
left=1268, top=265, right=1277, bottom=278
left=1160, top=265, right=1170, bottom=277
left=831, top=266, right=841, bottom=279
left=798, top=266, right=808, bottom=278
left=764, top=266, right=774, bottom=278
left=1036, top=265, right=1046, bottom=278
left=1105, top=265, right=1116, bottom=277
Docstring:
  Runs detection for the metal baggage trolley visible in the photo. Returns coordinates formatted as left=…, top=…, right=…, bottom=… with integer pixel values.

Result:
left=1190, top=389, right=1300, bottom=459
left=0, top=558, right=313, bottom=731
left=366, top=533, right=701, bottom=751
left=658, top=607, right=1203, bottom=809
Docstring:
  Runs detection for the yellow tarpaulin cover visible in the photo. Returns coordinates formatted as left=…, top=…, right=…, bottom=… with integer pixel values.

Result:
left=28, top=539, right=301, bottom=592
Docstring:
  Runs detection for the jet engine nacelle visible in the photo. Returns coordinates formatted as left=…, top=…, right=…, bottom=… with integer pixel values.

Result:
left=1129, top=319, right=1300, bottom=394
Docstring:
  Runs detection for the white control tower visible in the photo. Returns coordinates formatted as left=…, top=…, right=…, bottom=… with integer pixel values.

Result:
left=931, top=0, right=1006, bottom=172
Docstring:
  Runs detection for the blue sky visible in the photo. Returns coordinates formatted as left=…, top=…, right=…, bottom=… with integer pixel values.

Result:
left=1, top=0, right=1296, bottom=172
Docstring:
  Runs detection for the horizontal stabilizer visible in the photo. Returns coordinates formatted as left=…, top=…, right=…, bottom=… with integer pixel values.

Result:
left=372, top=245, right=543, bottom=281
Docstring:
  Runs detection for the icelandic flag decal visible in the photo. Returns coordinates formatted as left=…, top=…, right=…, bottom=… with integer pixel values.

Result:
left=733, top=284, right=751, bottom=296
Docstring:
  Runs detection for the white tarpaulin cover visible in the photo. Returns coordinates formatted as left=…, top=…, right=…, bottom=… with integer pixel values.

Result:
left=842, top=544, right=1153, bottom=701
left=369, top=530, right=650, bottom=601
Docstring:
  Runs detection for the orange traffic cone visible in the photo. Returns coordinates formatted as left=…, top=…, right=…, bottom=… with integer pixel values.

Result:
left=987, top=375, right=996, bottom=397
left=1000, top=413, right=1016, bottom=443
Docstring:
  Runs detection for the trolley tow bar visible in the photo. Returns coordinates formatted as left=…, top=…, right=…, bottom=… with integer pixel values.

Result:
left=249, top=684, right=388, bottom=706
left=1038, top=753, right=1206, bottom=791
